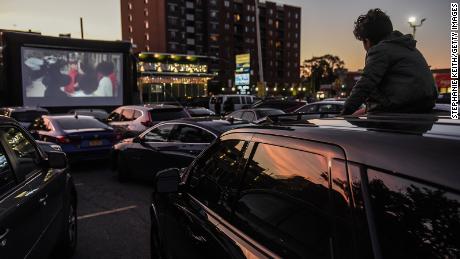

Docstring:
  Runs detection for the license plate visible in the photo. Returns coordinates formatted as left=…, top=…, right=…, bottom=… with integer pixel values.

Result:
left=89, top=140, right=103, bottom=146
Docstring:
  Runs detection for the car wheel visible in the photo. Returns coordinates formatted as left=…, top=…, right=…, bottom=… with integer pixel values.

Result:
left=117, top=153, right=129, bottom=182
left=55, top=195, right=77, bottom=258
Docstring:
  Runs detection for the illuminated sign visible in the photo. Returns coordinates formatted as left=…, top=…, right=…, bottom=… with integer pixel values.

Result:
left=235, top=53, right=250, bottom=86
left=235, top=74, right=250, bottom=86
left=139, top=62, right=208, bottom=74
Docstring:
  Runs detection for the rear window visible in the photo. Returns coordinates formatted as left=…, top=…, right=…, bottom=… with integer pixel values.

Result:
left=256, top=109, right=285, bottom=118
left=10, top=111, right=48, bottom=122
left=149, top=109, right=189, bottom=121
left=55, top=117, right=110, bottom=130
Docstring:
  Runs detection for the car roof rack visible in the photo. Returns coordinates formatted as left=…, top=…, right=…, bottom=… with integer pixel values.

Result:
left=259, top=112, right=341, bottom=125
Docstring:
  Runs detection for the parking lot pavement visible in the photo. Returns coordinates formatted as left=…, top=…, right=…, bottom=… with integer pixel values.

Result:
left=70, top=160, right=152, bottom=259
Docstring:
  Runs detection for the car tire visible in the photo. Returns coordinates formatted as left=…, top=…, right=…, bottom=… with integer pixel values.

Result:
left=55, top=195, right=77, bottom=258
left=117, top=153, right=129, bottom=182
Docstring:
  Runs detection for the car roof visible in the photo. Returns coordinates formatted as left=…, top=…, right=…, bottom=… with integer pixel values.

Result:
left=158, top=117, right=252, bottom=134
left=44, top=114, right=96, bottom=120
left=224, top=114, right=460, bottom=192
left=310, top=101, right=345, bottom=105
left=0, top=115, right=20, bottom=124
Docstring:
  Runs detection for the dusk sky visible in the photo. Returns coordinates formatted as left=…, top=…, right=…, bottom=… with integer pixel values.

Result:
left=0, top=0, right=451, bottom=71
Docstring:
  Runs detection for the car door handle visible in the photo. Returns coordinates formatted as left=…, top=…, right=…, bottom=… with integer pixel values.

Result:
left=0, top=228, right=9, bottom=247
left=39, top=194, right=48, bottom=205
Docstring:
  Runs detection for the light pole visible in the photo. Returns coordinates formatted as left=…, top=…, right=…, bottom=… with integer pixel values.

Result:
left=408, top=17, right=426, bottom=39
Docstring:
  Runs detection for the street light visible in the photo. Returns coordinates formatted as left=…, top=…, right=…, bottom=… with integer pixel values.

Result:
left=408, top=17, right=426, bottom=38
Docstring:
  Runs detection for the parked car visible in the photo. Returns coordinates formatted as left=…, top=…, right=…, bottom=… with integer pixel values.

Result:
left=107, top=105, right=190, bottom=137
left=112, top=118, right=250, bottom=182
left=209, top=95, right=256, bottom=114
left=0, top=115, right=77, bottom=258
left=227, top=108, right=285, bottom=123
left=68, top=109, right=109, bottom=122
left=185, top=107, right=215, bottom=117
left=251, top=99, right=306, bottom=112
left=0, top=106, right=49, bottom=129
left=29, top=114, right=118, bottom=160
left=150, top=114, right=460, bottom=259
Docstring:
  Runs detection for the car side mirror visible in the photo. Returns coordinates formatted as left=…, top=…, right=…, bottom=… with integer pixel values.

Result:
left=46, top=151, right=68, bottom=169
left=154, top=168, right=180, bottom=193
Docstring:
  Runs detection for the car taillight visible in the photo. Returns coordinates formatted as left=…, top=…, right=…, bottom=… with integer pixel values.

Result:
left=56, top=135, right=70, bottom=144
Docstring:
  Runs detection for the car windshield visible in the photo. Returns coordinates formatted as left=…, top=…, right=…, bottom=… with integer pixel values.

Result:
left=55, top=117, right=110, bottom=130
left=256, top=109, right=285, bottom=118
left=10, top=111, right=48, bottom=122
left=149, top=109, right=189, bottom=121
left=188, top=108, right=213, bottom=117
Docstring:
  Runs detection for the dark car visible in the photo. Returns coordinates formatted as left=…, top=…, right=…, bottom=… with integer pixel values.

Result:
left=29, top=115, right=118, bottom=160
left=150, top=114, right=460, bottom=259
left=0, top=106, right=49, bottom=129
left=112, top=118, right=250, bottom=181
left=0, top=115, right=77, bottom=258
left=227, top=108, right=285, bottom=123
left=186, top=107, right=215, bottom=117
left=108, top=105, right=190, bottom=137
left=295, top=100, right=345, bottom=114
left=68, top=109, right=109, bottom=122
left=251, top=99, right=306, bottom=113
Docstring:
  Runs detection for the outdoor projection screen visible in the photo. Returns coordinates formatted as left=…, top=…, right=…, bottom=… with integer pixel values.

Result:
left=21, top=47, right=123, bottom=107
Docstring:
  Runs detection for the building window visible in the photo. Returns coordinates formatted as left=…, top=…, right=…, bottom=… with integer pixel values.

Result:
left=295, top=23, right=299, bottom=29
left=145, top=21, right=149, bottom=29
left=145, top=33, right=150, bottom=41
left=128, top=2, right=132, bottom=10
left=130, top=37, right=133, bottom=43
left=187, top=38, right=195, bottom=45
left=186, top=14, right=194, bottom=20
left=144, top=8, right=149, bottom=16
left=146, top=45, right=150, bottom=51
left=210, top=34, right=219, bottom=42
left=144, top=0, right=148, bottom=4
left=269, top=9, right=274, bottom=15
left=234, top=14, right=240, bottom=22
left=245, top=26, right=248, bottom=32
left=186, top=1, right=194, bottom=8
left=295, top=13, right=299, bottom=19
left=224, top=0, right=230, bottom=7
left=186, top=26, right=195, bottom=33
left=210, top=0, right=217, bottom=5
left=169, top=4, right=175, bottom=12
left=210, top=10, right=218, bottom=18
left=268, top=19, right=273, bottom=25
left=129, top=26, right=133, bottom=33
left=224, top=23, right=230, bottom=30
left=128, top=14, right=133, bottom=22
left=275, top=20, right=279, bottom=29
left=170, top=43, right=176, bottom=50
left=246, top=16, right=250, bottom=22
left=295, top=33, right=299, bottom=39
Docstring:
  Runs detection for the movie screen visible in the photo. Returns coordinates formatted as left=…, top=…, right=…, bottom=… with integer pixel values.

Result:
left=21, top=47, right=123, bottom=107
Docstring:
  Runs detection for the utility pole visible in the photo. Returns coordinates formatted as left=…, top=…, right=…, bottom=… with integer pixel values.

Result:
left=80, top=17, right=84, bottom=39
left=254, top=0, right=265, bottom=95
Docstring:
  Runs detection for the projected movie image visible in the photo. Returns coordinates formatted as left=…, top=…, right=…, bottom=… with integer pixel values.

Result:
left=21, top=47, right=123, bottom=107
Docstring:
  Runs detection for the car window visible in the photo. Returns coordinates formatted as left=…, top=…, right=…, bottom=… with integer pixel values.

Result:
left=55, top=117, right=110, bottom=130
left=133, top=110, right=142, bottom=120
left=188, top=140, right=248, bottom=221
left=121, top=109, right=134, bottom=121
left=230, top=97, right=241, bottom=104
left=235, top=142, right=331, bottom=258
left=1, top=127, right=40, bottom=179
left=245, top=97, right=253, bottom=104
left=170, top=125, right=215, bottom=143
left=255, top=109, right=285, bottom=118
left=108, top=111, right=121, bottom=122
left=30, top=117, right=48, bottom=131
left=229, top=111, right=243, bottom=119
left=143, top=124, right=174, bottom=142
left=0, top=145, right=16, bottom=196
left=10, top=111, right=48, bottom=122
left=318, top=104, right=340, bottom=112
left=241, top=111, right=255, bottom=122
left=149, top=109, right=189, bottom=121
left=298, top=104, right=318, bottom=113
left=367, top=169, right=460, bottom=259
left=241, top=97, right=247, bottom=104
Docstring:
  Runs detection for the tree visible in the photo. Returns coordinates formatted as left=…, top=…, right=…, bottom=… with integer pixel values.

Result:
left=300, top=55, right=346, bottom=95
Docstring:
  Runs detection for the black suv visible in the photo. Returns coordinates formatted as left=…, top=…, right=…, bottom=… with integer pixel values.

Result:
left=150, top=114, right=460, bottom=259
left=0, top=116, right=77, bottom=258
